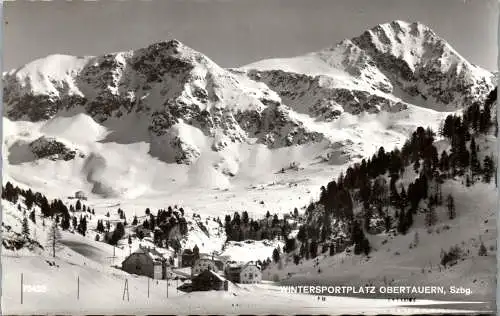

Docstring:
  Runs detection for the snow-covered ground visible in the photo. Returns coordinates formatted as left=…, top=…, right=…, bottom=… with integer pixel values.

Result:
left=2, top=102, right=451, bottom=215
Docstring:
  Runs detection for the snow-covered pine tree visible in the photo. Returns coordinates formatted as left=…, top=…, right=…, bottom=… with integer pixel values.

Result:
left=447, top=194, right=456, bottom=220
left=22, top=217, right=30, bottom=239
left=46, top=222, right=62, bottom=258
left=425, top=204, right=438, bottom=227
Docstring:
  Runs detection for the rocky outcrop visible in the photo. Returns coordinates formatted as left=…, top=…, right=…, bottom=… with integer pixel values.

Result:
left=29, top=137, right=78, bottom=161
left=247, top=69, right=407, bottom=121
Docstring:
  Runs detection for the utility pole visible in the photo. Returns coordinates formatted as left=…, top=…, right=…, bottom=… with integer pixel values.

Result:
left=166, top=268, right=169, bottom=299
left=20, top=273, right=23, bottom=304
left=107, top=246, right=118, bottom=266
left=122, top=279, right=129, bottom=301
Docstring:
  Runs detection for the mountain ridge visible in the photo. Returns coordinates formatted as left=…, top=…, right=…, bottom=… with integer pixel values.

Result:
left=2, top=20, right=494, bottom=169
left=242, top=21, right=493, bottom=118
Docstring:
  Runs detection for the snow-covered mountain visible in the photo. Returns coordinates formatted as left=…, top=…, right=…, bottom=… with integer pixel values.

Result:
left=3, top=20, right=494, bottom=169
left=3, top=40, right=322, bottom=165
left=242, top=20, right=493, bottom=119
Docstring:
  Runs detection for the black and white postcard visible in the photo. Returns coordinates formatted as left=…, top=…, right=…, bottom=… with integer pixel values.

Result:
left=1, top=0, right=498, bottom=314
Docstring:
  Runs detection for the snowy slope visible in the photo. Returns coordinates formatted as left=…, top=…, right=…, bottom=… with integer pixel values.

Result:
left=2, top=198, right=484, bottom=314
left=3, top=40, right=324, bottom=166
left=262, top=128, right=497, bottom=309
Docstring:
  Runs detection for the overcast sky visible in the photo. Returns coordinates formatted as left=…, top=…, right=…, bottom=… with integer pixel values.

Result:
left=3, top=0, right=498, bottom=71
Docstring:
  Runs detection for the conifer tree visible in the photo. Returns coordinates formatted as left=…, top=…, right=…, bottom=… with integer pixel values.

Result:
left=22, top=217, right=30, bottom=239
left=272, top=247, right=281, bottom=263
left=72, top=216, right=78, bottom=229
left=483, top=155, right=495, bottom=183
left=478, top=242, right=488, bottom=256
left=447, top=194, right=456, bottom=219
left=309, top=240, right=318, bottom=259
left=470, top=137, right=481, bottom=179
left=47, top=222, right=62, bottom=258
left=61, top=215, right=70, bottom=230
left=29, top=210, right=36, bottom=224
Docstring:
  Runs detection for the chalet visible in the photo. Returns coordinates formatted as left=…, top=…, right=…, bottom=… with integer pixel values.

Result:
left=329, top=236, right=350, bottom=254
left=180, top=249, right=195, bottom=267
left=224, top=261, right=262, bottom=284
left=135, top=225, right=152, bottom=238
left=121, top=246, right=169, bottom=279
left=75, top=190, right=87, bottom=200
left=269, top=226, right=283, bottom=240
left=192, top=270, right=228, bottom=292
left=225, top=262, right=242, bottom=283
left=240, top=262, right=262, bottom=284
left=191, top=254, right=227, bottom=277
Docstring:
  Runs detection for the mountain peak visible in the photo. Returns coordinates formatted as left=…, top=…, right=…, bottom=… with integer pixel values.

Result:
left=143, top=39, right=184, bottom=54
left=366, top=20, right=435, bottom=37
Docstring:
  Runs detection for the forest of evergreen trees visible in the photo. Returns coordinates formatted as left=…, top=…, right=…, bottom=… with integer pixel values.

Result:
left=1, top=183, right=129, bottom=246
left=276, top=87, right=497, bottom=265
left=2, top=181, right=194, bottom=253
left=223, top=209, right=299, bottom=242
left=133, top=206, right=189, bottom=251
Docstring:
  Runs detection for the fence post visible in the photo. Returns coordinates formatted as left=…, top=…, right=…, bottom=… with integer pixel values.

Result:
left=148, top=278, right=150, bottom=298
left=77, top=275, right=80, bottom=300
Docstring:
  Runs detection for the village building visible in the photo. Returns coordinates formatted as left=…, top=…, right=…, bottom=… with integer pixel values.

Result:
left=239, top=262, right=262, bottom=284
left=269, top=226, right=283, bottom=240
left=121, top=246, right=169, bottom=279
left=74, top=190, right=87, bottom=200
left=328, top=235, right=350, bottom=254
left=225, top=262, right=243, bottom=283
left=224, top=261, right=262, bottom=284
left=191, top=253, right=227, bottom=277
left=180, top=249, right=195, bottom=267
left=191, top=269, right=228, bottom=292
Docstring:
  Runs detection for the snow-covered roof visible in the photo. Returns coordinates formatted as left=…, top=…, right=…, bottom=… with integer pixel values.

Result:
left=225, top=261, right=261, bottom=271
left=128, top=246, right=166, bottom=263
left=203, top=269, right=227, bottom=282
left=242, top=261, right=261, bottom=271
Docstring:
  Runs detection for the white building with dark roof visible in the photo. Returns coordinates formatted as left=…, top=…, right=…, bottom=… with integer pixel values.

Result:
left=121, top=246, right=169, bottom=279
left=191, top=253, right=228, bottom=277
left=224, top=261, right=262, bottom=284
